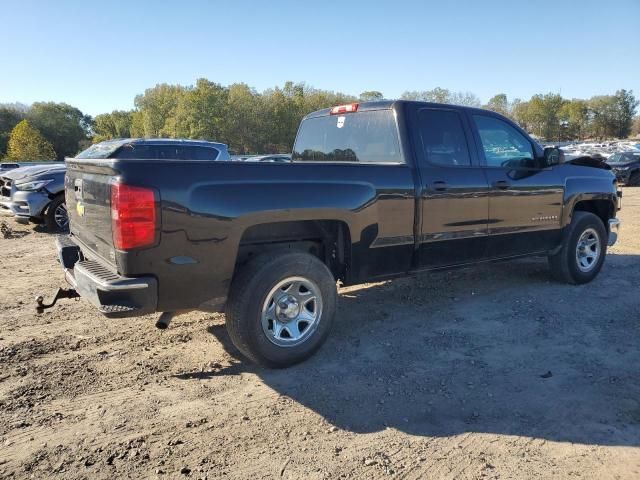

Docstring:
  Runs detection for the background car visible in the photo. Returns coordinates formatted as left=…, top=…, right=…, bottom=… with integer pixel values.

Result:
left=607, top=151, right=640, bottom=185
left=0, top=162, right=20, bottom=172
left=0, top=164, right=68, bottom=231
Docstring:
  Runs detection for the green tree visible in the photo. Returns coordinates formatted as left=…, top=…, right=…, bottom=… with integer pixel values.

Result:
left=173, top=79, right=228, bottom=140
left=612, top=89, right=638, bottom=138
left=129, top=110, right=145, bottom=138
left=632, top=116, right=640, bottom=137
left=400, top=88, right=449, bottom=102
left=525, top=93, right=565, bottom=140
left=449, top=91, right=481, bottom=107
left=589, top=95, right=618, bottom=139
left=558, top=100, right=589, bottom=140
left=485, top=94, right=510, bottom=117
left=7, top=120, right=56, bottom=160
left=400, top=88, right=479, bottom=106
left=28, top=102, right=91, bottom=159
left=359, top=91, right=384, bottom=102
left=223, top=83, right=262, bottom=153
left=511, top=99, right=530, bottom=130
left=0, top=107, right=25, bottom=158
left=424, top=87, right=451, bottom=103
left=299, top=86, right=356, bottom=113
left=93, top=110, right=134, bottom=142
left=133, top=84, right=186, bottom=137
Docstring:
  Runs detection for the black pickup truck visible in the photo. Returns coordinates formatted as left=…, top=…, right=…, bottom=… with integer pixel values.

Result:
left=51, top=101, right=621, bottom=367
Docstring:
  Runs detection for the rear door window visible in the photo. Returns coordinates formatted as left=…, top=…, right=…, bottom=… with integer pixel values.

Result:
left=113, top=144, right=156, bottom=159
left=417, top=109, right=472, bottom=167
left=182, top=146, right=219, bottom=160
left=154, top=146, right=181, bottom=159
left=292, top=109, right=403, bottom=163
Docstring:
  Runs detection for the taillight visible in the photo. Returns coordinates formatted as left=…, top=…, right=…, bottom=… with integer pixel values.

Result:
left=330, top=103, right=359, bottom=115
left=111, top=183, right=157, bottom=250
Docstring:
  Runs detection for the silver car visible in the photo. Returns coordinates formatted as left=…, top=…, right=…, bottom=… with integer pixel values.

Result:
left=0, top=163, right=68, bottom=231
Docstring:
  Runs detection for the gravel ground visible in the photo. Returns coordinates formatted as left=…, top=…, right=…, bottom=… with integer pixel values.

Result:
left=1, top=188, right=640, bottom=479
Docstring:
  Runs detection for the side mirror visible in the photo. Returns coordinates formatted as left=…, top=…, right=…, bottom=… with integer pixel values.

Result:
left=544, top=146, right=565, bottom=166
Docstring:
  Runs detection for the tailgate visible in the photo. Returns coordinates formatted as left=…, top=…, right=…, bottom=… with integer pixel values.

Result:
left=65, top=159, right=118, bottom=265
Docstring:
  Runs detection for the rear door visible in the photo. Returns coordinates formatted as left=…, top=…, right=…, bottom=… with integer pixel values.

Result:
left=469, top=113, right=563, bottom=257
left=413, top=107, right=490, bottom=268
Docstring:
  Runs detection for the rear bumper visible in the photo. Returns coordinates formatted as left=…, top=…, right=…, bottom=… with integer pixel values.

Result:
left=56, top=235, right=158, bottom=318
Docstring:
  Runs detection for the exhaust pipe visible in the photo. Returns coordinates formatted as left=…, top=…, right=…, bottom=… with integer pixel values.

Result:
left=155, top=310, right=192, bottom=330
left=155, top=311, right=175, bottom=329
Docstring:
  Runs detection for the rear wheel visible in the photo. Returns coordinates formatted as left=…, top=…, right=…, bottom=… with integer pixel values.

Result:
left=548, top=211, right=607, bottom=284
left=44, top=195, right=69, bottom=232
left=628, top=171, right=640, bottom=186
left=225, top=252, right=337, bottom=367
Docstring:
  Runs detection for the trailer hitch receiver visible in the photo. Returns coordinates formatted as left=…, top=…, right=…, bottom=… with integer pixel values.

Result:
left=35, top=288, right=80, bottom=314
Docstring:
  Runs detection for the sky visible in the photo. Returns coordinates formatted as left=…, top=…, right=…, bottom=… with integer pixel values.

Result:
left=1, top=0, right=639, bottom=116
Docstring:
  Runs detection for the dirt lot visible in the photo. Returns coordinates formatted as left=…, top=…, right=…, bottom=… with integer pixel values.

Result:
left=1, top=189, right=640, bottom=480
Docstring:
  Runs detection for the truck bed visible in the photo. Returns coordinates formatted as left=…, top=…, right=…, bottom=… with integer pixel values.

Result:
left=64, top=158, right=416, bottom=313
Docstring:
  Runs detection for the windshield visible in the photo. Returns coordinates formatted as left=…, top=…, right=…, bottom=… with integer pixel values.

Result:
left=292, top=109, right=403, bottom=163
left=607, top=153, right=625, bottom=163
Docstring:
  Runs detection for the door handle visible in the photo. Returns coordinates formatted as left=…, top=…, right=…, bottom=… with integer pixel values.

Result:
left=492, top=180, right=510, bottom=189
left=432, top=180, right=448, bottom=191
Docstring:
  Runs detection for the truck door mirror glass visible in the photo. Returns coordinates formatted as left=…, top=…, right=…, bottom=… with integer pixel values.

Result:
left=544, top=147, right=565, bottom=166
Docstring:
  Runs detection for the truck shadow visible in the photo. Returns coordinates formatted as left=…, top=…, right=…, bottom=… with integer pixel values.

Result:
left=178, top=254, right=640, bottom=446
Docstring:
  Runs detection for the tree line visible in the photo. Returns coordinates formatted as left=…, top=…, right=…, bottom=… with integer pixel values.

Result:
left=1, top=80, right=639, bottom=161
left=0, top=102, right=92, bottom=160
left=398, top=88, right=639, bottom=141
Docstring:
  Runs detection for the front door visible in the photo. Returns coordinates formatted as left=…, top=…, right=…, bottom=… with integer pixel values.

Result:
left=469, top=113, right=564, bottom=257
left=413, top=107, right=490, bottom=268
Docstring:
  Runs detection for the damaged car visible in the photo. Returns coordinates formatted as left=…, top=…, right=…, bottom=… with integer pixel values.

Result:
left=0, top=163, right=68, bottom=232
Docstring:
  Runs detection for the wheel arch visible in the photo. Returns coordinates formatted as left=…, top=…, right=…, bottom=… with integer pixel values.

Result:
left=571, top=198, right=614, bottom=232
left=235, top=220, right=353, bottom=282
left=42, top=191, right=65, bottom=216
left=562, top=175, right=617, bottom=233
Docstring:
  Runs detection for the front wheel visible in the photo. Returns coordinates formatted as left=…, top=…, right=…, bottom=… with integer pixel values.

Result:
left=548, top=211, right=607, bottom=284
left=44, top=195, right=69, bottom=232
left=225, top=252, right=337, bottom=368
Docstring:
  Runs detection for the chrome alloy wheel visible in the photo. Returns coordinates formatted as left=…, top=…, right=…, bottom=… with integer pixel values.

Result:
left=261, top=276, right=323, bottom=347
left=54, top=203, right=69, bottom=229
left=575, top=227, right=601, bottom=273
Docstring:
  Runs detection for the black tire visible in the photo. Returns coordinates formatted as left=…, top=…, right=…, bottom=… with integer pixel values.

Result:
left=548, top=211, right=607, bottom=284
left=44, top=195, right=69, bottom=232
left=628, top=171, right=640, bottom=186
left=225, top=252, right=337, bottom=368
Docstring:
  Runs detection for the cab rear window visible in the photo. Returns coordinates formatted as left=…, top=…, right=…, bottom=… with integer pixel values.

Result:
left=292, top=110, right=403, bottom=163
